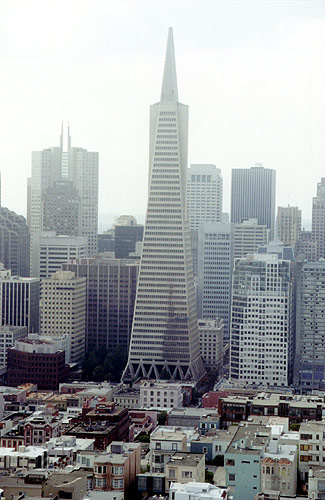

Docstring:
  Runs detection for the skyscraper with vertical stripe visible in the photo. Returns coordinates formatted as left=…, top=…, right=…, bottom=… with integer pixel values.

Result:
left=122, top=29, right=205, bottom=381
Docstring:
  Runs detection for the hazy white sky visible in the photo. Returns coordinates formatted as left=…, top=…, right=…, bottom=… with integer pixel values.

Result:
left=1, top=0, right=325, bottom=228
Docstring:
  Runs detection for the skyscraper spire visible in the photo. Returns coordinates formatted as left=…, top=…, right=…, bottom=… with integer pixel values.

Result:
left=160, top=27, right=179, bottom=103
left=122, top=29, right=205, bottom=382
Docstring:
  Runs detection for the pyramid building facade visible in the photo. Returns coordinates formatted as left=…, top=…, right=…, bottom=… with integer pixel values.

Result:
left=123, top=29, right=205, bottom=381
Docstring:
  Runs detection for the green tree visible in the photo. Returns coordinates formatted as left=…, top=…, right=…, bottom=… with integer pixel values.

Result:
left=157, top=411, right=167, bottom=425
left=205, top=470, right=214, bottom=484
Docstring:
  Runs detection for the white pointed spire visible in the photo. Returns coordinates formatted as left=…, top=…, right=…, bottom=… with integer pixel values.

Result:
left=160, top=27, right=179, bottom=103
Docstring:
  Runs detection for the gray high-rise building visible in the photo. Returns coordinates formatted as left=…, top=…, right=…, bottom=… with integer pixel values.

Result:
left=295, top=262, right=325, bottom=391
left=0, top=207, right=29, bottom=277
left=0, top=175, right=29, bottom=276
left=231, top=164, right=276, bottom=238
left=63, top=255, right=138, bottom=353
left=312, top=178, right=325, bottom=260
left=277, top=205, right=301, bottom=248
left=230, top=253, right=294, bottom=387
left=43, top=180, right=81, bottom=236
left=29, top=125, right=98, bottom=275
left=186, top=164, right=223, bottom=231
left=197, top=223, right=234, bottom=340
left=122, top=29, right=205, bottom=381
left=0, top=266, right=39, bottom=334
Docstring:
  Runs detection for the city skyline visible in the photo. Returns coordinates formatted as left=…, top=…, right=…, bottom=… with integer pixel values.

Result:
left=1, top=1, right=325, bottom=226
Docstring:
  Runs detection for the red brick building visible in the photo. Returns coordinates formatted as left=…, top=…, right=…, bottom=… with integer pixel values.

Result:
left=7, top=339, right=70, bottom=390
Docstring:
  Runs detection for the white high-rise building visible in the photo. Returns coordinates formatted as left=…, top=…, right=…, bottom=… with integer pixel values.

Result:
left=234, top=218, right=269, bottom=259
left=40, top=270, right=86, bottom=364
left=197, top=223, right=234, bottom=340
left=0, top=265, right=39, bottom=334
left=29, top=125, right=98, bottom=275
left=186, top=164, right=223, bottom=231
left=122, top=29, right=205, bottom=381
left=33, top=231, right=87, bottom=278
left=230, top=253, right=294, bottom=387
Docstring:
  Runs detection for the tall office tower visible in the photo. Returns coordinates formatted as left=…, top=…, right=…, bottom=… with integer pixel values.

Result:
left=0, top=265, right=39, bottom=333
left=29, top=126, right=98, bottom=275
left=230, top=253, right=294, bottom=387
left=40, top=271, right=86, bottom=364
left=63, top=255, right=139, bottom=352
left=0, top=207, right=30, bottom=276
left=295, top=262, right=325, bottom=390
left=26, top=177, right=31, bottom=229
left=186, top=164, right=223, bottom=231
left=231, top=164, right=276, bottom=238
left=197, top=223, right=234, bottom=340
left=122, top=29, right=205, bottom=381
left=277, top=205, right=301, bottom=247
left=234, top=218, right=269, bottom=259
left=43, top=181, right=81, bottom=236
left=115, top=222, right=144, bottom=259
left=312, top=178, right=325, bottom=259
left=33, top=231, right=87, bottom=278
left=0, top=177, right=29, bottom=276
left=68, top=145, right=98, bottom=257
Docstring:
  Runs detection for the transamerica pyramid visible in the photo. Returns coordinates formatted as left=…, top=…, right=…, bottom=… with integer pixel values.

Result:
left=122, top=28, right=205, bottom=381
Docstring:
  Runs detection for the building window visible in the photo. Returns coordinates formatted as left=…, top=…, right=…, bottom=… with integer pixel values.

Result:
left=172, top=443, right=177, bottom=451
left=112, top=466, right=124, bottom=475
left=229, top=474, right=236, bottom=481
left=155, top=442, right=161, bottom=450
left=95, top=478, right=106, bottom=488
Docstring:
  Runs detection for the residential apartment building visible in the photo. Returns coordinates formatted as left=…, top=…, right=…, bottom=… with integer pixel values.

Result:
left=150, top=427, right=187, bottom=473
left=197, top=223, right=234, bottom=340
left=299, top=421, right=325, bottom=482
left=198, top=318, right=223, bottom=372
left=225, top=424, right=272, bottom=500
left=260, top=440, right=297, bottom=496
left=169, top=482, right=229, bottom=500
left=165, top=452, right=205, bottom=491
left=40, top=271, right=86, bottom=363
left=231, top=164, right=276, bottom=238
left=93, top=442, right=141, bottom=492
left=139, top=381, right=183, bottom=409
left=186, top=164, right=223, bottom=231
left=230, top=253, right=294, bottom=387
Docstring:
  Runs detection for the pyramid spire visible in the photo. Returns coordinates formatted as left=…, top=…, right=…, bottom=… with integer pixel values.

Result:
left=160, top=27, right=179, bottom=103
